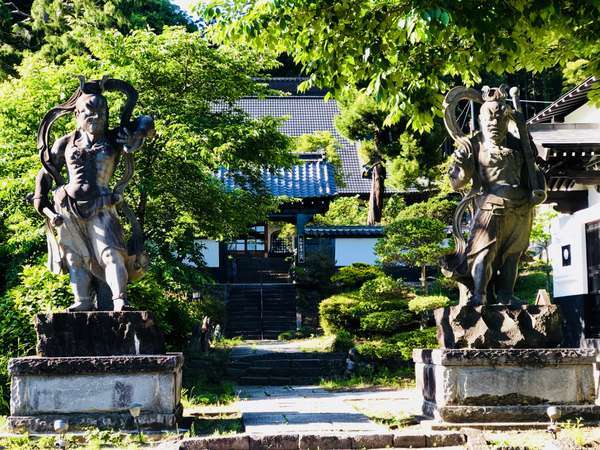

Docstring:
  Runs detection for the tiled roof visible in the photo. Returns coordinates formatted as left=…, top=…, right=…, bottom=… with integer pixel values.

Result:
left=230, top=96, right=372, bottom=194
left=216, top=161, right=336, bottom=198
left=304, top=225, right=384, bottom=237
left=528, top=76, right=598, bottom=125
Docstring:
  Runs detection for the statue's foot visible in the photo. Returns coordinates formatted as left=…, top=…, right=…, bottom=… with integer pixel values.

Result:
left=113, top=298, right=133, bottom=312
left=67, top=298, right=95, bottom=312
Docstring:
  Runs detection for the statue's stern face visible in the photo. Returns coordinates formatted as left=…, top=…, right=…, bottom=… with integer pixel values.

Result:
left=479, top=101, right=509, bottom=145
left=75, top=94, right=108, bottom=136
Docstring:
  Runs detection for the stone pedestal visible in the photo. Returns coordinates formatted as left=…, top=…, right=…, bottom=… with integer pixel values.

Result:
left=413, top=348, right=600, bottom=423
left=8, top=311, right=182, bottom=432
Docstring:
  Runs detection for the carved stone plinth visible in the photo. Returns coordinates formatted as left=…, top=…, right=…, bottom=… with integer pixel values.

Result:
left=413, top=349, right=599, bottom=423
left=435, top=305, right=563, bottom=349
left=35, top=311, right=165, bottom=357
left=8, top=354, right=183, bottom=432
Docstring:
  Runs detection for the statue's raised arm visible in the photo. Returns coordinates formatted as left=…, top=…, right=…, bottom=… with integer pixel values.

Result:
left=33, top=76, right=155, bottom=312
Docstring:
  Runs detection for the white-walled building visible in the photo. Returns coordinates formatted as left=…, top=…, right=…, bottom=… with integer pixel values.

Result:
left=529, top=76, right=600, bottom=346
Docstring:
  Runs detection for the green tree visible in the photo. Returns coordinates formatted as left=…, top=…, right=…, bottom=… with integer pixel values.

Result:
left=396, top=195, right=458, bottom=225
left=0, top=0, right=191, bottom=79
left=376, top=217, right=447, bottom=293
left=335, top=91, right=406, bottom=224
left=295, top=131, right=344, bottom=186
left=200, top=0, right=600, bottom=130
left=312, top=195, right=368, bottom=226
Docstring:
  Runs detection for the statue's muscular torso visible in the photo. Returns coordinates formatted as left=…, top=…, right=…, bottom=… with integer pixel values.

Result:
left=477, top=138, right=527, bottom=201
left=53, top=131, right=119, bottom=201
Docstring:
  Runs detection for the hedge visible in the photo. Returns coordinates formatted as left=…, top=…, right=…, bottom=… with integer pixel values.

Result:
left=360, top=310, right=416, bottom=336
left=356, top=327, right=438, bottom=363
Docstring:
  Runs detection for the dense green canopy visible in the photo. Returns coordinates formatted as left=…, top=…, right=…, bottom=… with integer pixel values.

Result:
left=201, top=0, right=600, bottom=130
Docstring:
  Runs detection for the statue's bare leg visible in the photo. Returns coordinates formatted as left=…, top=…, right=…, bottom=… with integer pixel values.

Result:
left=101, top=247, right=129, bottom=311
left=470, top=248, right=495, bottom=305
left=495, top=253, right=521, bottom=304
left=65, top=251, right=95, bottom=311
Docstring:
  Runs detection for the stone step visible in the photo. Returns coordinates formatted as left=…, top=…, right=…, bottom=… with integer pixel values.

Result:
left=232, top=352, right=346, bottom=362
left=237, top=376, right=324, bottom=385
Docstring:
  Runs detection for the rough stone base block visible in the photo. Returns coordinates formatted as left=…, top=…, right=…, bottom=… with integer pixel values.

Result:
left=8, top=354, right=183, bottom=432
left=8, top=412, right=178, bottom=433
left=413, top=348, right=599, bottom=423
left=35, top=311, right=166, bottom=357
left=435, top=304, right=562, bottom=349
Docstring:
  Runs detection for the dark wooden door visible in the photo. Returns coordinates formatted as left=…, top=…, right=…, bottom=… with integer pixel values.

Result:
left=585, top=220, right=600, bottom=337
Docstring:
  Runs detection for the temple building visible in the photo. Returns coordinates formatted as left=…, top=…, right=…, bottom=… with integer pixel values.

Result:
left=200, top=78, right=425, bottom=283
left=528, top=76, right=600, bottom=346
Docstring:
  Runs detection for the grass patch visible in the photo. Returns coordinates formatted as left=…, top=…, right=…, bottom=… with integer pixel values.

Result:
left=181, top=380, right=237, bottom=408
left=187, top=415, right=243, bottom=437
left=0, top=429, right=158, bottom=449
left=367, top=412, right=419, bottom=430
left=320, top=367, right=415, bottom=391
left=183, top=347, right=237, bottom=407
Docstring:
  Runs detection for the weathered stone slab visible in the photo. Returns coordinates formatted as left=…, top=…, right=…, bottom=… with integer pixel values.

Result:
left=248, top=434, right=299, bottom=450
left=8, top=354, right=182, bottom=432
left=8, top=412, right=178, bottom=433
left=35, top=311, right=166, bottom=356
left=435, top=304, right=563, bottom=348
left=414, top=348, right=598, bottom=423
left=9, top=354, right=183, bottom=375
left=180, top=435, right=250, bottom=450
left=413, top=348, right=596, bottom=366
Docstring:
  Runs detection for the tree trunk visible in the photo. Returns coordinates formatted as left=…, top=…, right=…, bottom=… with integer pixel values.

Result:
left=367, top=162, right=386, bottom=225
left=421, top=264, right=428, bottom=294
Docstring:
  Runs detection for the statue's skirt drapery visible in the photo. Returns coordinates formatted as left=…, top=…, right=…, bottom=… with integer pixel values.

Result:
left=48, top=185, right=134, bottom=283
left=442, top=193, right=533, bottom=287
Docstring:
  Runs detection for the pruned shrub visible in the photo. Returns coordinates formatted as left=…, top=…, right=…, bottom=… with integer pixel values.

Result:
left=330, top=263, right=384, bottom=290
left=319, top=293, right=361, bottom=334
left=356, top=328, right=438, bottom=363
left=360, top=310, right=416, bottom=335
left=356, top=340, right=401, bottom=362
left=408, top=295, right=450, bottom=314
left=393, top=328, right=438, bottom=360
left=359, top=275, right=414, bottom=302
left=331, top=330, right=354, bottom=353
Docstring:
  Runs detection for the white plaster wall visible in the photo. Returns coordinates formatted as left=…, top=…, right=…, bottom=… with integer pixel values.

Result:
left=197, top=239, right=220, bottom=268
left=334, top=238, right=379, bottom=266
left=565, top=103, right=600, bottom=124
left=549, top=99, right=600, bottom=297
left=550, top=203, right=600, bottom=297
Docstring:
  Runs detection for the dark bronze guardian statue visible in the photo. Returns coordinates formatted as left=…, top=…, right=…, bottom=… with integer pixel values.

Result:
left=32, top=77, right=154, bottom=311
left=441, top=86, right=546, bottom=306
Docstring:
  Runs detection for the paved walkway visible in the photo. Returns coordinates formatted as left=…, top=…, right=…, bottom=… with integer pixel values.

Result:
left=237, top=385, right=422, bottom=435
left=229, top=338, right=335, bottom=359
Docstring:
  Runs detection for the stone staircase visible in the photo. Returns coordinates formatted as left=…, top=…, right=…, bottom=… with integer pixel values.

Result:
left=226, top=284, right=297, bottom=340
left=228, top=351, right=346, bottom=385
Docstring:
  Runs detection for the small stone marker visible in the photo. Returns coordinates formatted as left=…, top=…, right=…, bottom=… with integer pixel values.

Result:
left=535, top=289, right=552, bottom=305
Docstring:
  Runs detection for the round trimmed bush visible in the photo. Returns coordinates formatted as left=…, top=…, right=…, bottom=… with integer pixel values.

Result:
left=330, top=263, right=384, bottom=290
left=408, top=295, right=450, bottom=313
left=360, top=310, right=416, bottom=335
left=359, top=275, right=413, bottom=302
left=319, top=293, right=361, bottom=334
